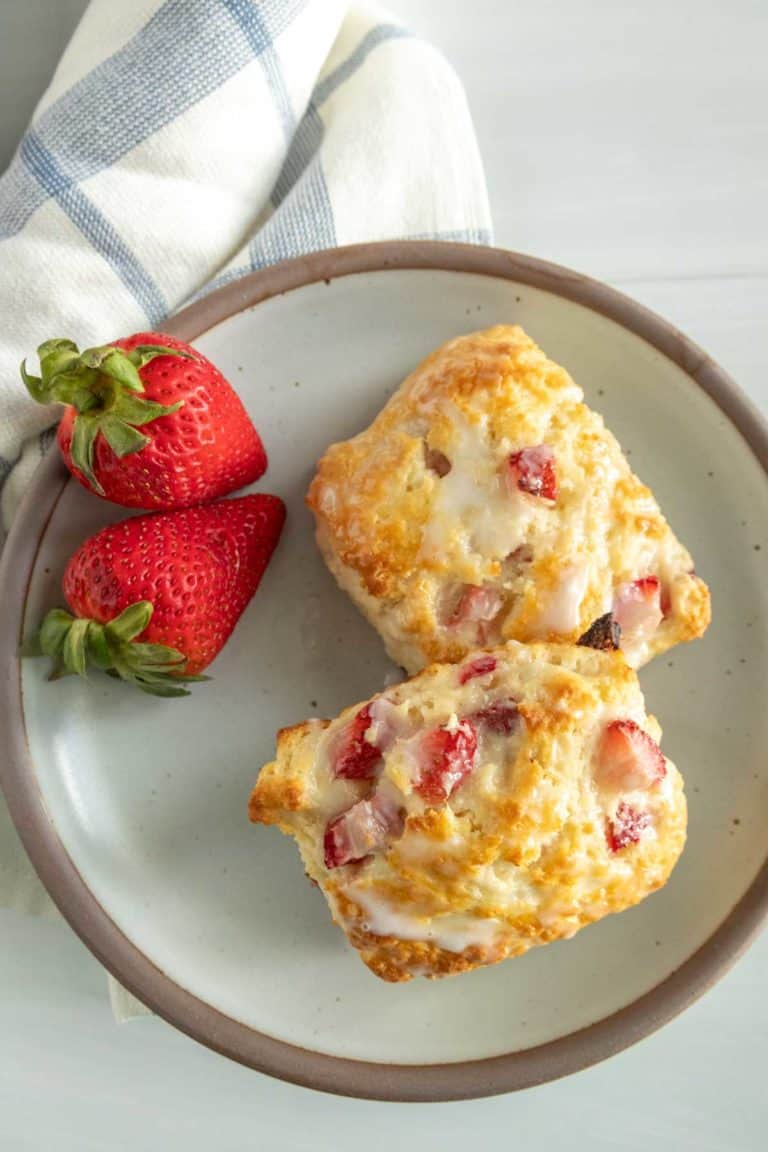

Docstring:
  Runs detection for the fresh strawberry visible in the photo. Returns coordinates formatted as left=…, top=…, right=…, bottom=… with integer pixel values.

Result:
left=32, top=495, right=285, bottom=696
left=333, top=705, right=383, bottom=779
left=596, top=720, right=666, bottom=791
left=22, top=332, right=267, bottom=509
left=613, top=577, right=663, bottom=639
left=472, top=699, right=520, bottom=735
left=507, top=445, right=557, bottom=501
left=606, top=802, right=652, bottom=852
left=417, top=720, right=478, bottom=804
left=324, top=792, right=404, bottom=869
left=458, top=654, right=498, bottom=685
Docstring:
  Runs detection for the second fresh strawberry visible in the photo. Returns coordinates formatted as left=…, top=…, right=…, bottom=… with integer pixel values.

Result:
left=33, top=495, right=285, bottom=696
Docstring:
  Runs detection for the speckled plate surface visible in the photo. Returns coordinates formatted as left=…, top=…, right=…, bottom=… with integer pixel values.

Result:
left=1, top=243, right=767, bottom=1101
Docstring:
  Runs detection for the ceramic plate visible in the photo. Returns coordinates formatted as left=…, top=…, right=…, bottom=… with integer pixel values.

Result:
left=2, top=243, right=767, bottom=1101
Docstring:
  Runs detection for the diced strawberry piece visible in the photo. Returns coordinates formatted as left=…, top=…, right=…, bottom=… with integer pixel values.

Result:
left=365, top=697, right=404, bottom=753
left=333, top=704, right=382, bottom=780
left=449, top=584, right=504, bottom=626
left=417, top=720, right=478, bottom=804
left=424, top=447, right=451, bottom=476
left=505, top=543, right=534, bottom=566
left=613, top=577, right=663, bottom=638
left=606, top=801, right=652, bottom=852
left=472, top=699, right=520, bottom=735
left=323, top=815, right=355, bottom=869
left=459, top=655, right=498, bottom=685
left=323, top=792, right=404, bottom=869
left=507, top=445, right=557, bottom=501
left=596, top=719, right=666, bottom=791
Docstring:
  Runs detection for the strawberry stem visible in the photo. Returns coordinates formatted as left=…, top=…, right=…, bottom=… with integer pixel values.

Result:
left=20, top=339, right=193, bottom=486
left=28, top=601, right=209, bottom=698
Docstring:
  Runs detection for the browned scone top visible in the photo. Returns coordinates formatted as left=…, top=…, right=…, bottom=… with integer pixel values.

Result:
left=307, top=325, right=710, bottom=673
left=249, top=642, right=687, bottom=982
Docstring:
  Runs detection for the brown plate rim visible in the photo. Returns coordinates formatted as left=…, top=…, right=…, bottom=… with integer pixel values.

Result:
left=1, top=240, right=767, bottom=1102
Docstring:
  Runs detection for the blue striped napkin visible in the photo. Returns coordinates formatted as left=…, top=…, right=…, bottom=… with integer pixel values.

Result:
left=0, top=0, right=491, bottom=536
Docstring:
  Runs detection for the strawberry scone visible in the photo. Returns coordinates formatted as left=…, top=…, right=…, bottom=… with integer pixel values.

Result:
left=249, top=641, right=686, bottom=982
left=307, top=325, right=710, bottom=672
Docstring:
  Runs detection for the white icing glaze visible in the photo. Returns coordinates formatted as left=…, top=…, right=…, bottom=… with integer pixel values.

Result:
left=619, top=632, right=654, bottom=669
left=420, top=409, right=538, bottom=564
left=366, top=697, right=405, bottom=751
left=613, top=580, right=663, bottom=668
left=385, top=734, right=424, bottom=794
left=314, top=723, right=371, bottom=821
left=444, top=712, right=461, bottom=733
left=346, top=886, right=503, bottom=954
left=374, top=774, right=408, bottom=812
left=537, top=563, right=589, bottom=634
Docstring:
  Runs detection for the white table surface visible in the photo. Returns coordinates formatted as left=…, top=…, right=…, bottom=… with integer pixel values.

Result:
left=1, top=1, right=766, bottom=1147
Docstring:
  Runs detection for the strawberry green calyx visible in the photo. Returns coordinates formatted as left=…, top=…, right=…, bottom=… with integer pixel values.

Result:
left=20, top=339, right=193, bottom=493
left=30, top=600, right=208, bottom=698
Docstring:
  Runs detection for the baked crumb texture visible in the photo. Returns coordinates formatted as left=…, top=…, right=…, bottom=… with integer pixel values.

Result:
left=249, top=643, right=686, bottom=982
left=307, top=325, right=710, bottom=673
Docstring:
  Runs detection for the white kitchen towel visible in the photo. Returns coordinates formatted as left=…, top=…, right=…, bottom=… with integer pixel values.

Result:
left=0, top=0, right=492, bottom=1019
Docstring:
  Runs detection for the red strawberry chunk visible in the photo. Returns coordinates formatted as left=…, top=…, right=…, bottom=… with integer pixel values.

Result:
left=507, top=445, right=557, bottom=501
left=459, top=654, right=498, bottom=685
left=364, top=698, right=404, bottom=753
left=424, top=447, right=451, bottom=476
left=323, top=792, right=404, bottom=869
left=417, top=720, right=478, bottom=804
left=450, top=584, right=504, bottom=626
left=333, top=704, right=383, bottom=780
left=472, top=699, right=520, bottom=735
left=613, top=577, right=663, bottom=638
left=596, top=720, right=666, bottom=791
left=606, top=801, right=652, bottom=852
left=505, top=543, right=534, bottom=566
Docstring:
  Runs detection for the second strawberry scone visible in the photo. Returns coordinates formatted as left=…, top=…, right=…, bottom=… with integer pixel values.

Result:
left=307, top=325, right=710, bottom=671
left=249, top=642, right=686, bottom=982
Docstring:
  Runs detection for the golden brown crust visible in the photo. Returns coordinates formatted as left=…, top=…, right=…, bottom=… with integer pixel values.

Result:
left=307, top=326, right=710, bottom=672
left=249, top=641, right=687, bottom=982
